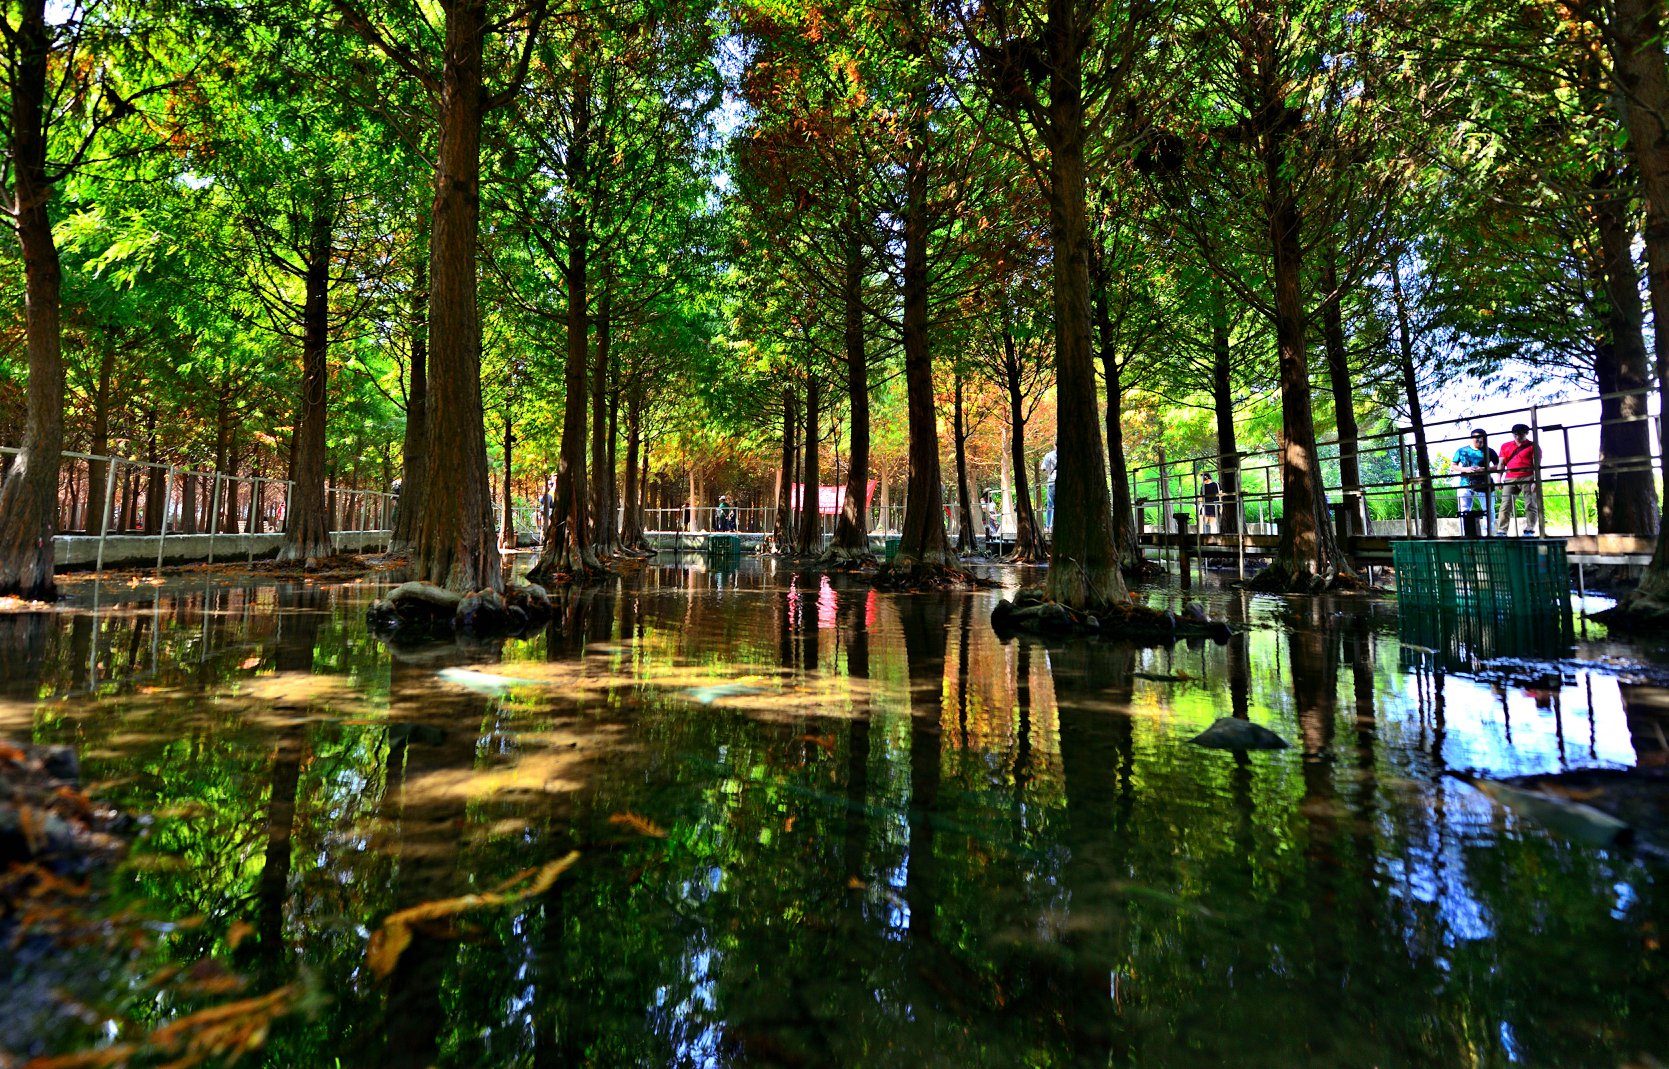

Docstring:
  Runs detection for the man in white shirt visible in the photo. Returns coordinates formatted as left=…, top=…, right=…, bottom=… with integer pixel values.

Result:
left=1041, top=448, right=1058, bottom=529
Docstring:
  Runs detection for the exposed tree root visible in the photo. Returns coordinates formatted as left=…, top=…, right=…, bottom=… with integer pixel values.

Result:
left=526, top=560, right=612, bottom=587
left=815, top=546, right=878, bottom=570
left=167, top=552, right=400, bottom=583
left=1122, top=556, right=1165, bottom=580
left=991, top=585, right=1232, bottom=644
left=1245, top=562, right=1370, bottom=594
left=871, top=560, right=995, bottom=591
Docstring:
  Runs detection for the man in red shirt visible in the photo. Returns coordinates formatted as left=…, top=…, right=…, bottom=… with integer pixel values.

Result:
left=1495, top=423, right=1542, bottom=536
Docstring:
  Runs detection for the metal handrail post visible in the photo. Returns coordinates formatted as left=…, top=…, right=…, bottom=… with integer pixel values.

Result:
left=207, top=474, right=222, bottom=565
left=155, top=465, right=175, bottom=575
left=1236, top=483, right=1246, bottom=580
left=248, top=478, right=259, bottom=563
left=95, top=455, right=119, bottom=575
left=1530, top=403, right=1541, bottom=536
left=1397, top=434, right=1411, bottom=537
left=1561, top=424, right=1578, bottom=536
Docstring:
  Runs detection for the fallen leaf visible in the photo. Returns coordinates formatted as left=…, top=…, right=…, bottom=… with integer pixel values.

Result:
left=799, top=733, right=836, bottom=754
left=239, top=656, right=262, bottom=670
left=367, top=852, right=580, bottom=980
left=608, top=812, right=667, bottom=838
left=0, top=742, right=25, bottom=764
left=226, top=919, right=255, bottom=950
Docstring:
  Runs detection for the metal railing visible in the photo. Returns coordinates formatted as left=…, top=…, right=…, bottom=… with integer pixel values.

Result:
left=640, top=504, right=914, bottom=539
left=1124, top=388, right=1664, bottom=571
left=0, top=445, right=396, bottom=573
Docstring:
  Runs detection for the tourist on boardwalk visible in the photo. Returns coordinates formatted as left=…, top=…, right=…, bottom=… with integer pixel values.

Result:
left=1452, top=429, right=1498, bottom=521
left=714, top=494, right=737, bottom=531
left=537, top=475, right=556, bottom=540
left=1495, top=424, right=1542, bottom=536
left=1041, top=447, right=1058, bottom=529
left=982, top=489, right=1001, bottom=547
left=1200, top=471, right=1221, bottom=533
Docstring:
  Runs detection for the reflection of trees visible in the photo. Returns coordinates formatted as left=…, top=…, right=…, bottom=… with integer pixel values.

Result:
left=1044, top=636, right=1137, bottom=1061
left=0, top=610, right=51, bottom=700
left=837, top=579, right=872, bottom=880
left=380, top=653, right=485, bottom=1068
left=250, top=585, right=325, bottom=971
left=898, top=595, right=948, bottom=941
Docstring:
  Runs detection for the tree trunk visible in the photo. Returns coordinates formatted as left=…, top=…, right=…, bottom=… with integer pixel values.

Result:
left=603, top=375, right=619, bottom=549
left=413, top=0, right=500, bottom=592
left=887, top=117, right=955, bottom=575
left=620, top=387, right=645, bottom=549
left=795, top=376, right=821, bottom=556
left=1321, top=246, right=1361, bottom=535
left=774, top=388, right=796, bottom=552
left=1042, top=29, right=1124, bottom=606
left=1391, top=257, right=1437, bottom=538
left=1256, top=87, right=1355, bottom=589
left=0, top=0, right=64, bottom=598
left=392, top=242, right=428, bottom=552
left=589, top=268, right=613, bottom=554
left=828, top=233, right=872, bottom=560
left=281, top=188, right=334, bottom=562
left=1608, top=0, right=1669, bottom=607
left=181, top=471, right=198, bottom=534
left=1090, top=249, right=1141, bottom=569
left=953, top=369, right=977, bottom=554
left=531, top=55, right=599, bottom=583
left=1001, top=310, right=1045, bottom=562
left=1594, top=169, right=1661, bottom=536
left=1209, top=278, right=1240, bottom=535
left=499, top=410, right=515, bottom=549
left=222, top=431, right=241, bottom=532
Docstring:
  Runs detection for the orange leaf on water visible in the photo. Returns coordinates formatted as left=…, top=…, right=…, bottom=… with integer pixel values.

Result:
left=798, top=733, right=836, bottom=754
left=239, top=656, right=261, bottom=670
left=608, top=812, right=667, bottom=838
left=367, top=852, right=580, bottom=980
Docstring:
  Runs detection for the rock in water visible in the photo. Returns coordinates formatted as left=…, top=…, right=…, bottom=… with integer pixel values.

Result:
left=389, top=581, right=463, bottom=618
left=456, top=589, right=511, bottom=635
left=505, top=580, right=553, bottom=624
left=1190, top=718, right=1289, bottom=751
left=1469, top=779, right=1633, bottom=848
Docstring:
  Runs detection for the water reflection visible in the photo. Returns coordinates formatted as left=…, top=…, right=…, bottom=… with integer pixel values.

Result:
left=2, top=565, right=1666, bottom=1067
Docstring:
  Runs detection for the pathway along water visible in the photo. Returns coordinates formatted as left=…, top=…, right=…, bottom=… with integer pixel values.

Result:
left=2, top=562, right=1667, bottom=1066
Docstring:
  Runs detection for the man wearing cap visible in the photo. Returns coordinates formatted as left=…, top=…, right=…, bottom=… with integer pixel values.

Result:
left=1495, top=424, right=1542, bottom=536
left=1452, top=429, right=1497, bottom=523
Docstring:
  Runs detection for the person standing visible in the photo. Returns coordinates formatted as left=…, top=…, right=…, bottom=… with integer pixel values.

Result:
left=1452, top=428, right=1498, bottom=522
left=1495, top=424, right=1541, bottom=536
left=1040, top=446, right=1058, bottom=529
left=536, top=475, right=556, bottom=542
left=1199, top=471, right=1221, bottom=533
left=981, top=489, right=1001, bottom=546
left=714, top=494, right=736, bottom=531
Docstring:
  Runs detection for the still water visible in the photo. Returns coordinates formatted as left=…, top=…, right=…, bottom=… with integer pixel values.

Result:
left=2, top=560, right=1666, bottom=1068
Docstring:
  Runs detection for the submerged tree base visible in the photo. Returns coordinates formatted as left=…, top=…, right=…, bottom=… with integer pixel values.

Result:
left=816, top=544, right=877, bottom=569
left=1590, top=592, right=1669, bottom=630
left=1245, top=562, right=1367, bottom=594
left=526, top=559, right=613, bottom=588
left=992, top=586, right=1231, bottom=645
left=368, top=579, right=554, bottom=640
left=871, top=559, right=992, bottom=592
